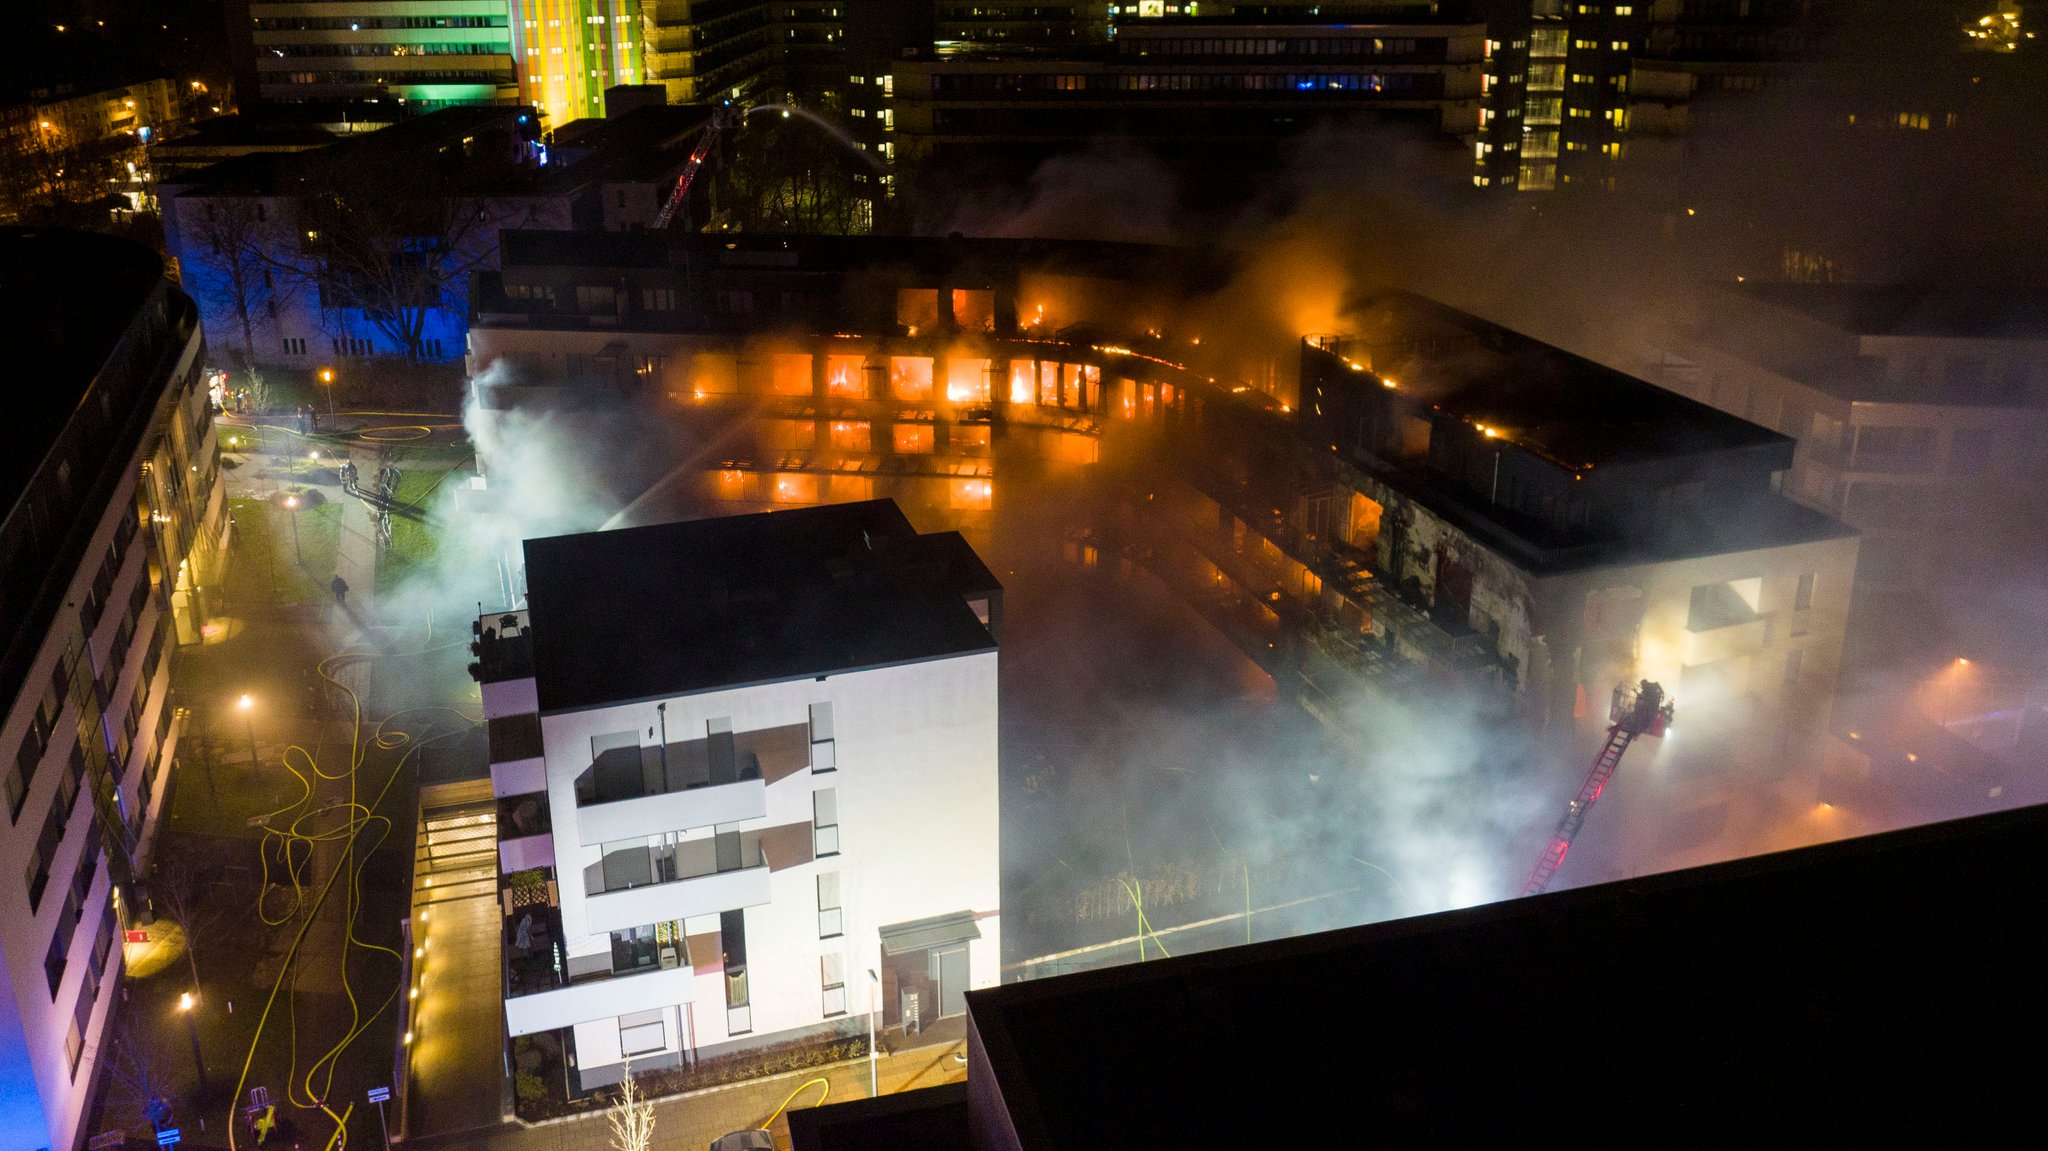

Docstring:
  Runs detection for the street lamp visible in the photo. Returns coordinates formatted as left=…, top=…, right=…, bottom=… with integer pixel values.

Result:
left=868, top=969, right=880, bottom=1098
left=318, top=366, right=337, bottom=415
left=238, top=693, right=258, bottom=768
left=178, top=991, right=209, bottom=1095
left=283, top=494, right=302, bottom=563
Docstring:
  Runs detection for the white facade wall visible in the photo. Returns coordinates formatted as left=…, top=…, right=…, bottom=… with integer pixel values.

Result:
left=518, top=650, right=999, bottom=1077
left=0, top=329, right=208, bottom=1151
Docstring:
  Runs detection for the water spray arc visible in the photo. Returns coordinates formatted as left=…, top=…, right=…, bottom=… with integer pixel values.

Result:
left=745, top=104, right=885, bottom=170
left=653, top=101, right=883, bottom=229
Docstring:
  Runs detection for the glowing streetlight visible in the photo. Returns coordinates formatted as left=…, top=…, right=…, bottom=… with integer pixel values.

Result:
left=317, top=367, right=337, bottom=414
left=178, top=991, right=208, bottom=1092
left=284, top=493, right=303, bottom=562
left=868, top=969, right=881, bottom=1098
left=239, top=693, right=259, bottom=768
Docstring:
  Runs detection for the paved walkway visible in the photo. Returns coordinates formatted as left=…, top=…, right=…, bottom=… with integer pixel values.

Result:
left=406, top=781, right=507, bottom=1140
left=408, top=1026, right=971, bottom=1151
left=332, top=445, right=381, bottom=616
left=86, top=411, right=435, bottom=1151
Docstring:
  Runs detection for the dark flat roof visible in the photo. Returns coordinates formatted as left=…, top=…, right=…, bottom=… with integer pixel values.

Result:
left=1744, top=282, right=2048, bottom=340
left=963, top=801, right=2048, bottom=1145
left=497, top=230, right=1234, bottom=288
left=521, top=501, right=997, bottom=713
left=1345, top=292, right=1790, bottom=470
left=170, top=106, right=536, bottom=195
left=1, top=228, right=166, bottom=517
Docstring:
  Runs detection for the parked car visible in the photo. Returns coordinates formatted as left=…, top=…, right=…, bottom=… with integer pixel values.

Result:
left=709, top=1130, right=775, bottom=1151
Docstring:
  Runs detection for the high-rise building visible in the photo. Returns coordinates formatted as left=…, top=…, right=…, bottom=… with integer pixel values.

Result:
left=935, top=1, right=1107, bottom=53
left=1474, top=0, right=1822, bottom=192
left=891, top=14, right=1486, bottom=190
left=641, top=0, right=778, bottom=104
left=0, top=228, right=225, bottom=1151
left=233, top=0, right=520, bottom=113
left=507, top=0, right=647, bottom=123
left=479, top=501, right=1001, bottom=1091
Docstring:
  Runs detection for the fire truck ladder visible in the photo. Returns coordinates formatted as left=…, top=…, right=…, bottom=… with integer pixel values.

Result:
left=654, top=106, right=735, bottom=229
left=1521, top=680, right=1673, bottom=897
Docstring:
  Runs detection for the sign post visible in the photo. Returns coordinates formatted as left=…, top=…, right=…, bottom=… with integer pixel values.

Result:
left=368, top=1085, right=392, bottom=1150
left=156, top=1129, right=181, bottom=1148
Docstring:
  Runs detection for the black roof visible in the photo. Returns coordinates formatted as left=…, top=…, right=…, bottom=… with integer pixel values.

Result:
left=1743, top=282, right=2048, bottom=340
left=1344, top=292, right=1791, bottom=471
left=167, top=105, right=536, bottom=195
left=957, top=800, right=2048, bottom=1146
left=1, top=228, right=166, bottom=517
left=497, top=229, right=1234, bottom=289
left=521, top=501, right=998, bottom=713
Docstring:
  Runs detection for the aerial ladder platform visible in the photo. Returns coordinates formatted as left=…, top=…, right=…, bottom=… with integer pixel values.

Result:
left=1522, top=679, right=1675, bottom=896
left=654, top=105, right=737, bottom=229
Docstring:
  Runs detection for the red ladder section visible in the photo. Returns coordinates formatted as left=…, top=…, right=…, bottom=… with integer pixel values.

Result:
left=1521, top=724, right=1637, bottom=897
left=654, top=114, right=729, bottom=228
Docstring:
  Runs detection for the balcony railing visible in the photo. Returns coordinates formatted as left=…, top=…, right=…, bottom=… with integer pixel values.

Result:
left=583, top=837, right=770, bottom=936
left=574, top=776, right=767, bottom=847
left=504, top=962, right=699, bottom=1037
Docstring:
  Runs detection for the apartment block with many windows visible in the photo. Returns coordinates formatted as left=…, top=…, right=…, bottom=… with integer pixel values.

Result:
left=0, top=229, right=225, bottom=1151
left=237, top=0, right=520, bottom=111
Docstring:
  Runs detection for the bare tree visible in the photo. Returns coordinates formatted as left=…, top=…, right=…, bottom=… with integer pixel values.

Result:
left=149, top=841, right=233, bottom=999
left=298, top=143, right=539, bottom=363
left=174, top=196, right=303, bottom=379
left=607, top=1063, right=656, bottom=1151
left=726, top=112, right=868, bottom=235
left=101, top=1006, right=176, bottom=1134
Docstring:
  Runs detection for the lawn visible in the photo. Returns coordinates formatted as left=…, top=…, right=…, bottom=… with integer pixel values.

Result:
left=226, top=493, right=344, bottom=607
left=374, top=454, right=468, bottom=595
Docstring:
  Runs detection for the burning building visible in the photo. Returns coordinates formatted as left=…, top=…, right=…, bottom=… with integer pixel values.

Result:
left=467, top=231, right=1860, bottom=887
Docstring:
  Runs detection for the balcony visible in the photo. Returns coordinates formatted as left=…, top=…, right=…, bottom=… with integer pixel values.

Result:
left=1684, top=581, right=1767, bottom=666
left=503, top=901, right=702, bottom=1036
left=1684, top=616, right=1768, bottom=666
left=575, top=776, right=767, bottom=847
left=499, top=792, right=554, bottom=872
left=570, top=725, right=808, bottom=843
left=583, top=837, right=770, bottom=937
left=504, top=953, right=697, bottom=1036
left=488, top=712, right=546, bottom=796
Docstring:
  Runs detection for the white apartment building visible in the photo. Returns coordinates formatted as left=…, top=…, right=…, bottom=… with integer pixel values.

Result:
left=1645, top=283, right=2048, bottom=601
left=479, top=499, right=1000, bottom=1090
left=0, top=230, right=225, bottom=1150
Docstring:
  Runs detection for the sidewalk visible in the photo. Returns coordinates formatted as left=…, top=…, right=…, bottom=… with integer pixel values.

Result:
left=409, top=1027, right=971, bottom=1151
left=87, top=416, right=424, bottom=1151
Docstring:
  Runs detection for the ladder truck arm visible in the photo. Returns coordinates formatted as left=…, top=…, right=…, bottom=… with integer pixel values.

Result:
left=654, top=106, right=735, bottom=229
left=1521, top=680, right=1674, bottom=897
